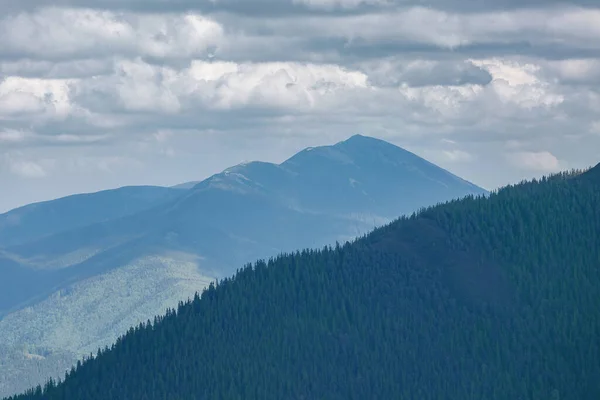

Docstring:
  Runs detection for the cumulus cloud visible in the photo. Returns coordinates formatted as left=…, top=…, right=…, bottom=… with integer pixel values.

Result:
left=4, top=6, right=600, bottom=65
left=0, top=8, right=224, bottom=61
left=0, top=0, right=599, bottom=212
left=0, top=76, right=73, bottom=118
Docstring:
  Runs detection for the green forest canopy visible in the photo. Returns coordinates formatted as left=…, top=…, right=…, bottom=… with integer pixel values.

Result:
left=8, top=165, right=600, bottom=400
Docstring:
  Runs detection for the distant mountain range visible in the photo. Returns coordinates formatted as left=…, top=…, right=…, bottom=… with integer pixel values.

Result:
left=0, top=134, right=486, bottom=397
left=0, top=186, right=185, bottom=248
left=7, top=163, right=598, bottom=400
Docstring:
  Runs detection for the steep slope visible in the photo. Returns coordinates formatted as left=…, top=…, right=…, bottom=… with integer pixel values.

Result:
left=0, top=135, right=486, bottom=398
left=580, top=162, right=600, bottom=183
left=279, top=134, right=484, bottom=218
left=7, top=166, right=599, bottom=400
left=0, top=186, right=182, bottom=247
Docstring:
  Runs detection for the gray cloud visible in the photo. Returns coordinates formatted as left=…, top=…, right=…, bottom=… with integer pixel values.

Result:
left=3, top=6, right=600, bottom=65
left=3, top=0, right=600, bottom=16
left=0, top=1, right=599, bottom=212
left=0, top=59, right=114, bottom=79
left=356, top=58, right=493, bottom=87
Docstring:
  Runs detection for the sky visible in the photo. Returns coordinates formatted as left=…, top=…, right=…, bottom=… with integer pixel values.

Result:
left=1, top=0, right=600, bottom=212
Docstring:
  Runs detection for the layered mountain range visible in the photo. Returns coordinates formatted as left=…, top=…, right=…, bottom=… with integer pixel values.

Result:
left=7, top=162, right=600, bottom=400
left=0, top=135, right=486, bottom=397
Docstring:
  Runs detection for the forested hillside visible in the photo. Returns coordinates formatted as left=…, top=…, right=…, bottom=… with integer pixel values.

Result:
left=8, top=165, right=600, bottom=400
left=0, top=135, right=486, bottom=399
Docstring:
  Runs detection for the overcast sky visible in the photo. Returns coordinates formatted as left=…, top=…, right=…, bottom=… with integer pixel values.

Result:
left=1, top=0, right=599, bottom=212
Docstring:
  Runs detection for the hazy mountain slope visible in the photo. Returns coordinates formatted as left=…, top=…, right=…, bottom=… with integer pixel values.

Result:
left=0, top=346, right=74, bottom=400
left=0, top=254, right=212, bottom=398
left=3, top=135, right=486, bottom=314
left=0, top=188, right=361, bottom=317
left=0, top=135, right=487, bottom=398
left=8, top=165, right=598, bottom=400
left=0, top=255, right=66, bottom=316
left=0, top=186, right=182, bottom=247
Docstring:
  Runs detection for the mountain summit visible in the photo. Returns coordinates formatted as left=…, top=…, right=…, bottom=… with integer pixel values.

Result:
left=280, top=134, right=482, bottom=217
left=0, top=134, right=485, bottom=317
left=0, top=135, right=486, bottom=398
left=8, top=164, right=599, bottom=400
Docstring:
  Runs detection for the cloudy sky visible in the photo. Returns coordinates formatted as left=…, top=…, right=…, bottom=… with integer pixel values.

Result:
left=1, top=0, right=599, bottom=212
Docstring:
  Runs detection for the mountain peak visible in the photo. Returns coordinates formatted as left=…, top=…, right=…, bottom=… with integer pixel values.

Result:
left=331, top=134, right=431, bottom=168
left=337, top=134, right=393, bottom=148
left=283, top=134, right=412, bottom=168
left=342, top=133, right=369, bottom=142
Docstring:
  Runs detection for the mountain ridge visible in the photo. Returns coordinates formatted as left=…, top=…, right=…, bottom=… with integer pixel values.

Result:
left=0, top=134, right=487, bottom=398
left=7, top=165, right=598, bottom=400
left=0, top=186, right=183, bottom=248
left=0, top=135, right=487, bottom=316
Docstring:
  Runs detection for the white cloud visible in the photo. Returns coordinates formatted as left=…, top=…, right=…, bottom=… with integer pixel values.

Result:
left=0, top=76, right=73, bottom=118
left=467, top=58, right=567, bottom=111
left=70, top=59, right=369, bottom=115
left=508, top=151, right=562, bottom=172
left=0, top=8, right=224, bottom=60
left=1, top=3, right=600, bottom=211
left=187, top=60, right=369, bottom=109
left=3, top=6, right=600, bottom=64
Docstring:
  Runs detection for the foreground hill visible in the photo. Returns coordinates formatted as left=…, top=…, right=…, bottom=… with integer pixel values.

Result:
left=9, top=165, right=600, bottom=400
left=0, top=134, right=486, bottom=398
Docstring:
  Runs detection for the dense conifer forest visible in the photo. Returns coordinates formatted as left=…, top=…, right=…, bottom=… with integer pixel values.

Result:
left=7, top=164, right=600, bottom=400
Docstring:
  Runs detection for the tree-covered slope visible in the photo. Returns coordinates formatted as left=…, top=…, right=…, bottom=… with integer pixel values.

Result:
left=0, top=135, right=487, bottom=399
left=8, top=166, right=600, bottom=400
